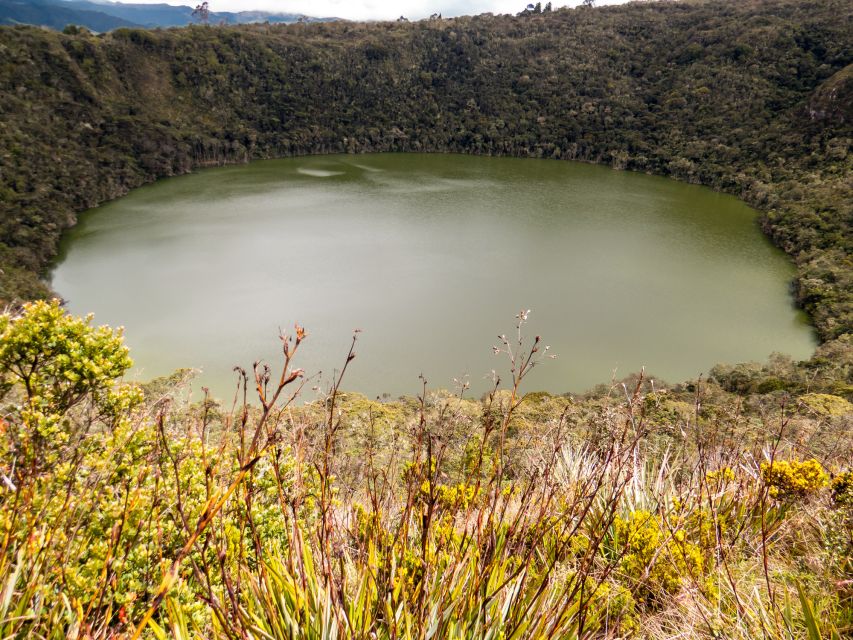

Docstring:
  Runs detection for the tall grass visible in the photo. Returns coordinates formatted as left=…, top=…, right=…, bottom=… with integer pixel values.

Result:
left=0, top=302, right=850, bottom=638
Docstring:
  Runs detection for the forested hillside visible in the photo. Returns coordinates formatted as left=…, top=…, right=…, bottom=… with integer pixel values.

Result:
left=0, top=0, right=850, bottom=340
left=1, top=3, right=853, bottom=635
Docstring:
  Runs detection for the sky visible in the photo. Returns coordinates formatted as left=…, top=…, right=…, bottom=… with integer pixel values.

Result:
left=109, top=0, right=618, bottom=22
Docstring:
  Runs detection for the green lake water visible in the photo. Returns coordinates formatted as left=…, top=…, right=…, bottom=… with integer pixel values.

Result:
left=52, top=153, right=816, bottom=399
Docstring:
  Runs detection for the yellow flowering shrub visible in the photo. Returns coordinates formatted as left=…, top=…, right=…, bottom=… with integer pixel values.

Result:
left=798, top=393, right=852, bottom=417
left=684, top=506, right=728, bottom=559
left=583, top=579, right=639, bottom=636
left=614, top=510, right=706, bottom=607
left=435, top=481, right=478, bottom=511
left=353, top=501, right=386, bottom=544
left=706, top=466, right=736, bottom=485
left=522, top=514, right=589, bottom=564
left=760, top=458, right=829, bottom=500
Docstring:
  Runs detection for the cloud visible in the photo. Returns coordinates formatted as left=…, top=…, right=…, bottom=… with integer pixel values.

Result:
left=129, top=0, right=581, bottom=21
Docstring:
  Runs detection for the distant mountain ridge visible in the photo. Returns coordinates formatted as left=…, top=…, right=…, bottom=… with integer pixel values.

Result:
left=0, top=0, right=332, bottom=30
left=0, top=0, right=138, bottom=30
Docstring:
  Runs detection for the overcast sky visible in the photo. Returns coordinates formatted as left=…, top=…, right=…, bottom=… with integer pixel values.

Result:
left=113, top=0, right=624, bottom=22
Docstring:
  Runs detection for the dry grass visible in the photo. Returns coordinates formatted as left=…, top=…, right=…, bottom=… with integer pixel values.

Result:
left=0, top=302, right=849, bottom=638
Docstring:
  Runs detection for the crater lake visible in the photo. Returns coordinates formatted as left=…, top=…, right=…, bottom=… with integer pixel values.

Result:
left=52, top=154, right=816, bottom=398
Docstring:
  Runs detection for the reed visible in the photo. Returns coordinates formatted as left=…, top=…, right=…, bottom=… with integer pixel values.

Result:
left=0, top=301, right=849, bottom=638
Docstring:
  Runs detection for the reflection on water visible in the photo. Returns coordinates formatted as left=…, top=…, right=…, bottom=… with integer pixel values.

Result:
left=52, top=154, right=815, bottom=399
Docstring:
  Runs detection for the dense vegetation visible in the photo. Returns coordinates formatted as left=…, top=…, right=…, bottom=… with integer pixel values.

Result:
left=0, top=0, right=850, bottom=340
left=0, top=0, right=851, bottom=636
left=0, top=300, right=850, bottom=638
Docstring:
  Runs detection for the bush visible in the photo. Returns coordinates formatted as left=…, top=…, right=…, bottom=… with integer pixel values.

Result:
left=760, top=458, right=829, bottom=500
left=613, top=510, right=706, bottom=607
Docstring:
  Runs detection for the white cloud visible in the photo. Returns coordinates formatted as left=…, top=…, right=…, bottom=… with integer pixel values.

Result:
left=119, top=0, right=588, bottom=21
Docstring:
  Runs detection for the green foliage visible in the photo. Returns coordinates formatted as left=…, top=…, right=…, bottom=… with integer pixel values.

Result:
left=0, top=0, right=850, bottom=344
left=0, top=299, right=140, bottom=470
left=642, top=391, right=692, bottom=432
left=0, top=307, right=847, bottom=637
left=831, top=471, right=853, bottom=507
left=710, top=344, right=853, bottom=401
left=0, top=298, right=134, bottom=409
left=0, top=0, right=852, bottom=624
left=0, top=302, right=158, bottom=632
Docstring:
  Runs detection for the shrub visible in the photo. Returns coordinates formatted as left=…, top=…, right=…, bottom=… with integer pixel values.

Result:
left=831, top=471, right=853, bottom=507
left=0, top=299, right=140, bottom=468
left=760, top=458, right=829, bottom=501
left=799, top=393, right=852, bottom=417
left=0, top=306, right=849, bottom=637
left=613, top=510, right=706, bottom=607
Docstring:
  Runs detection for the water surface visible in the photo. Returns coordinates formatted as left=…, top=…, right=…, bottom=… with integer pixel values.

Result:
left=53, top=154, right=815, bottom=398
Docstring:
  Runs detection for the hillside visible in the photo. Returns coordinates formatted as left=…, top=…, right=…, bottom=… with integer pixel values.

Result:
left=0, top=0, right=850, bottom=343
left=0, top=2, right=852, bottom=635
left=0, top=0, right=330, bottom=31
left=0, top=0, right=140, bottom=30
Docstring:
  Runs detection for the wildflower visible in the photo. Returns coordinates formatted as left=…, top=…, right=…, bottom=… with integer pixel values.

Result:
left=760, top=458, right=829, bottom=500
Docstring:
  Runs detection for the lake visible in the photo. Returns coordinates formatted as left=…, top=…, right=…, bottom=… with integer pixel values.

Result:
left=52, top=153, right=816, bottom=399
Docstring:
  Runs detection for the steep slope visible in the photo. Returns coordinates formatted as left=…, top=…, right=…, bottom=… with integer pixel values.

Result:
left=0, top=0, right=850, bottom=341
